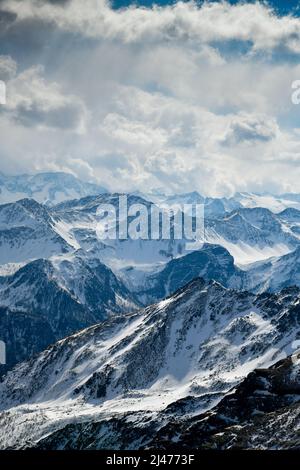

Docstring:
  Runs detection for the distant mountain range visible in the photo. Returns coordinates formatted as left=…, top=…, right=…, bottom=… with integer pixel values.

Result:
left=0, top=172, right=107, bottom=206
left=0, top=172, right=300, bottom=449
left=135, top=189, right=300, bottom=215
left=0, top=189, right=300, bottom=372
left=1, top=171, right=300, bottom=214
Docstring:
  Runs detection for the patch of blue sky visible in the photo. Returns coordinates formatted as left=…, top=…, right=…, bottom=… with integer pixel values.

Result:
left=111, top=0, right=300, bottom=17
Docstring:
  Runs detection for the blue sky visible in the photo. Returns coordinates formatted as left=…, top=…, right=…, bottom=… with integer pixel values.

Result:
left=112, top=0, right=300, bottom=15
left=0, top=0, right=300, bottom=195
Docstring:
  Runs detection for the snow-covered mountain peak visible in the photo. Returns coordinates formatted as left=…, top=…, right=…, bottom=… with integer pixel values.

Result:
left=0, top=172, right=107, bottom=206
left=233, top=191, right=300, bottom=213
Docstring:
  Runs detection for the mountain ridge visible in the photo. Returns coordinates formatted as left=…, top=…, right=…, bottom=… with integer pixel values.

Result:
left=0, top=278, right=299, bottom=449
left=0, top=172, right=107, bottom=206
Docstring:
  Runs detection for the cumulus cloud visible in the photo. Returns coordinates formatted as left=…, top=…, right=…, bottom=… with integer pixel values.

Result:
left=3, top=0, right=300, bottom=53
left=0, top=55, right=17, bottom=80
left=221, top=113, right=279, bottom=146
left=2, top=64, right=87, bottom=131
left=0, top=0, right=300, bottom=195
left=0, top=7, right=17, bottom=35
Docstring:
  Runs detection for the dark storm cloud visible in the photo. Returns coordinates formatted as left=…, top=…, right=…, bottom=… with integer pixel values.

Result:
left=0, top=18, right=85, bottom=73
left=0, top=1, right=73, bottom=70
left=0, top=4, right=52, bottom=69
left=13, top=101, right=84, bottom=130
left=221, top=115, right=278, bottom=146
left=0, top=8, right=17, bottom=35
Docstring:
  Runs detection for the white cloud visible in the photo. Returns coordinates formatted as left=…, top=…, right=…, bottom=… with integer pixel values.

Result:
left=221, top=113, right=279, bottom=146
left=2, top=64, right=87, bottom=131
left=1, top=1, right=300, bottom=195
left=0, top=56, right=17, bottom=81
left=101, top=112, right=167, bottom=149
left=4, top=0, right=300, bottom=53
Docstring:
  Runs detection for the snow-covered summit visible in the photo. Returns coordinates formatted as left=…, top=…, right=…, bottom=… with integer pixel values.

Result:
left=0, top=172, right=107, bottom=206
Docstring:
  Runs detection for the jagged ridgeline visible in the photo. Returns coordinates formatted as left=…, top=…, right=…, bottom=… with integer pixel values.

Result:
left=1, top=175, right=300, bottom=448
left=0, top=278, right=300, bottom=449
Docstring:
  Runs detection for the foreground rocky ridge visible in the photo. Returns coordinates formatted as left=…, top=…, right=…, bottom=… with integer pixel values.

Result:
left=0, top=279, right=299, bottom=449
left=34, top=353, right=300, bottom=450
left=149, top=352, right=300, bottom=450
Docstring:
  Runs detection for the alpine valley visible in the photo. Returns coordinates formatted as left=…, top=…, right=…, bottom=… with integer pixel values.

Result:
left=0, top=172, right=300, bottom=449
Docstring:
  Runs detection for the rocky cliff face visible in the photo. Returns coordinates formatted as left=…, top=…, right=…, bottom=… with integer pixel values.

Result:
left=27, top=353, right=300, bottom=451
left=0, top=254, right=140, bottom=374
left=149, top=352, right=300, bottom=450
